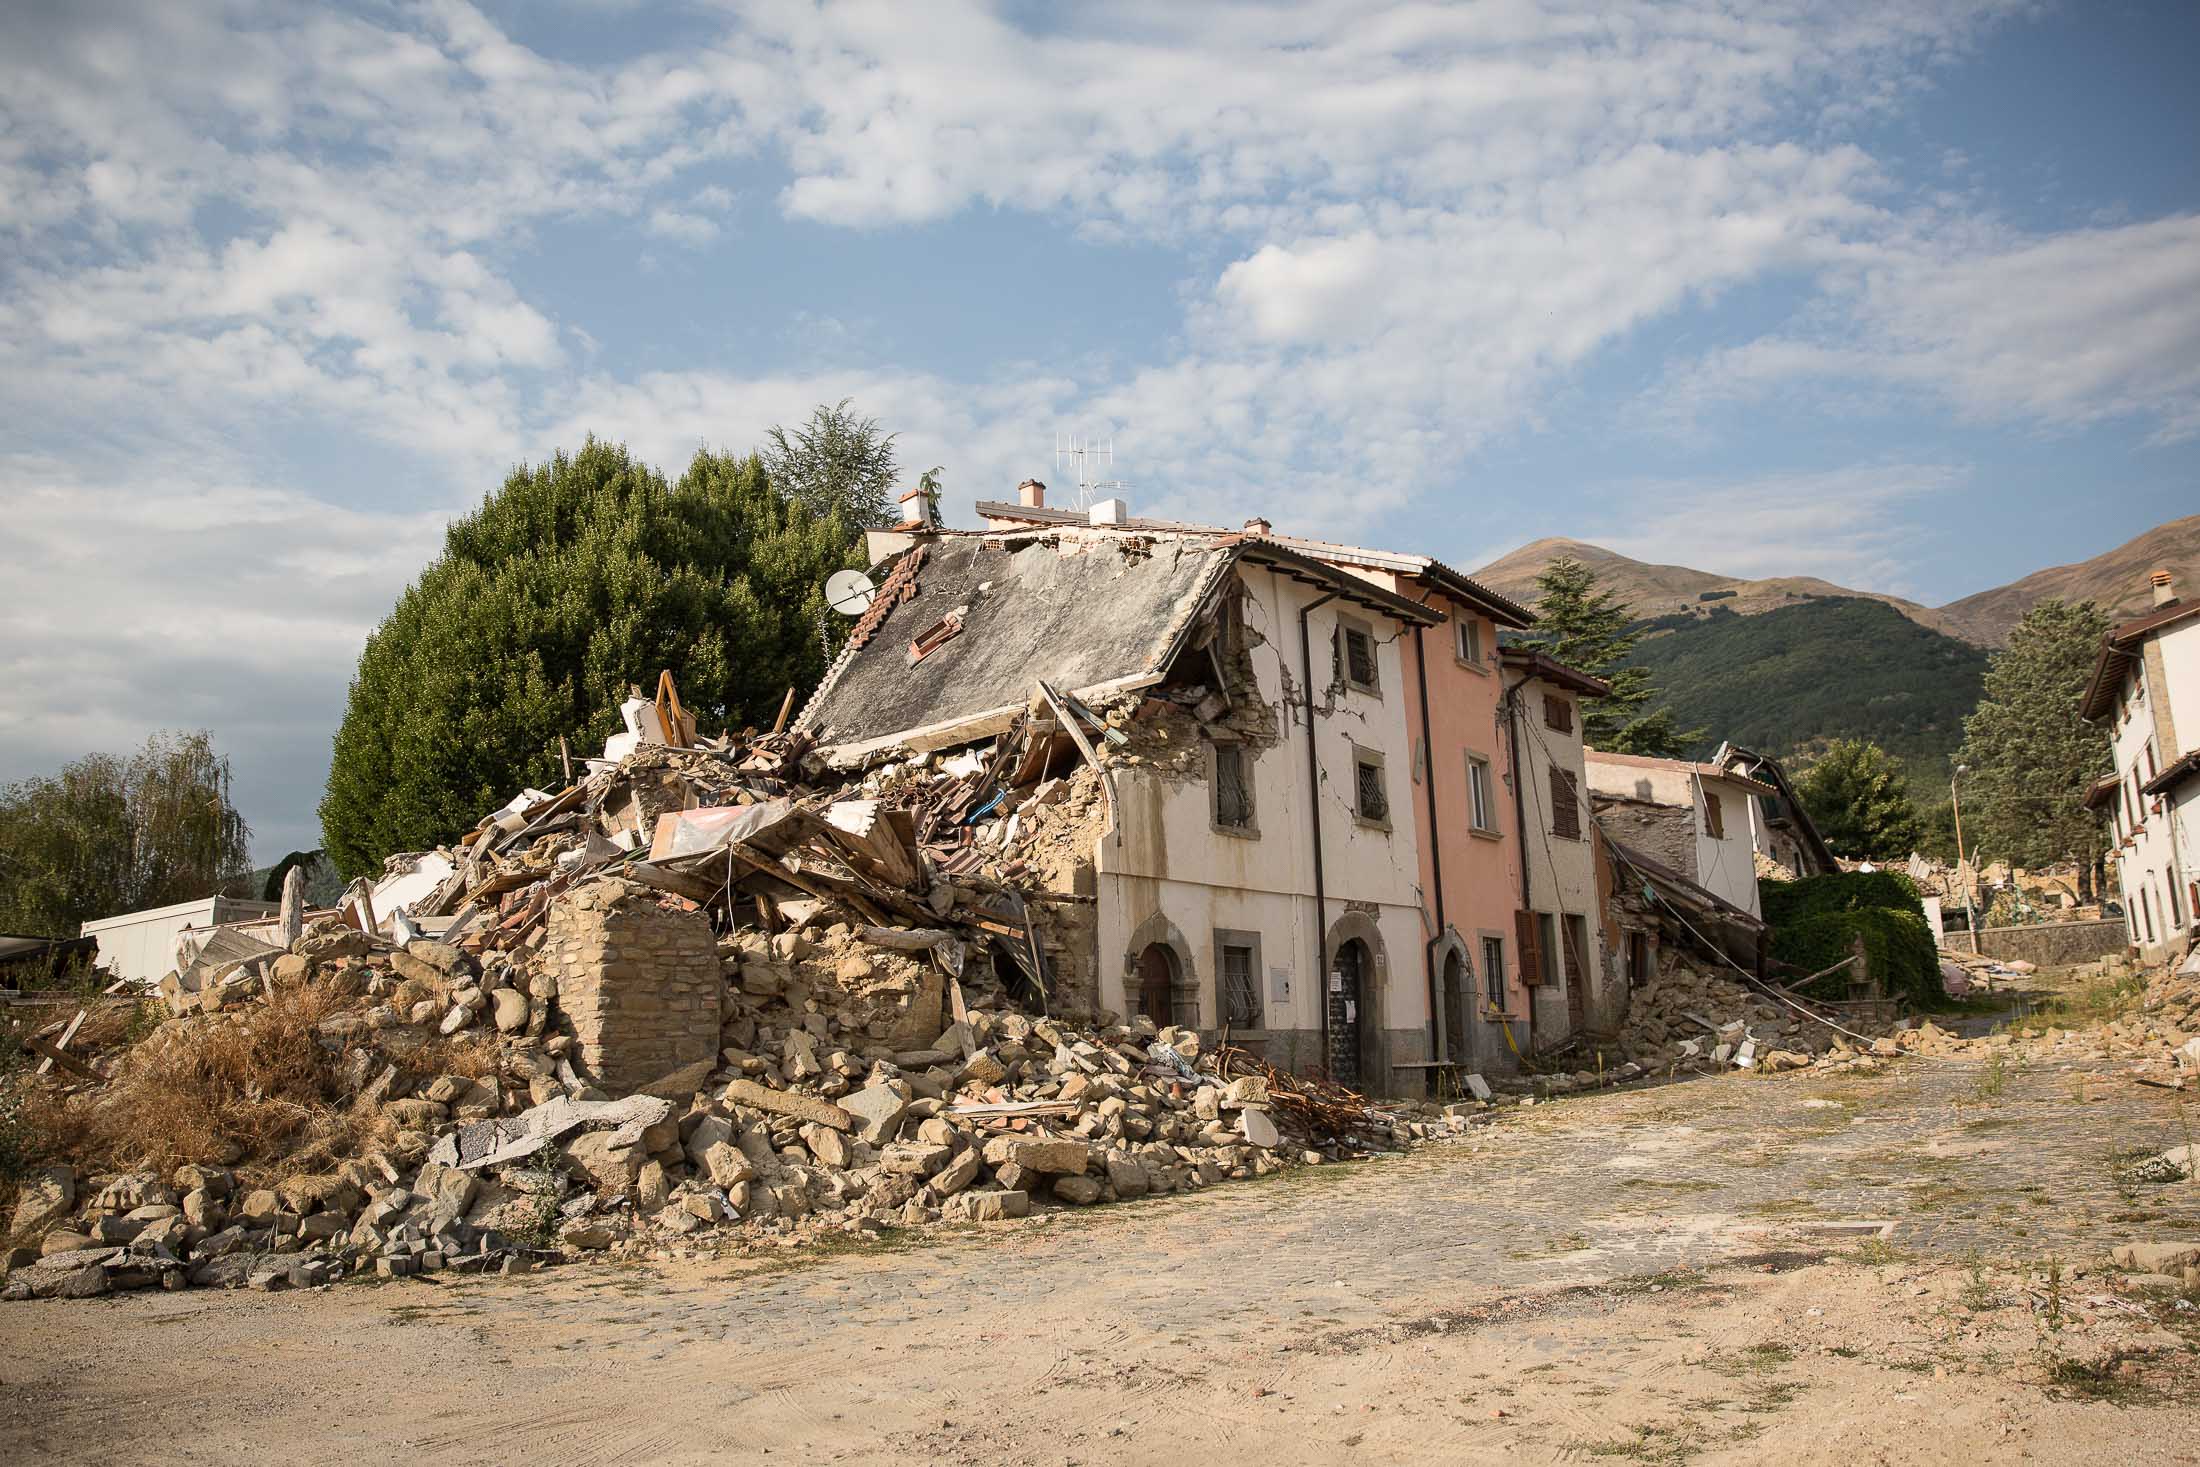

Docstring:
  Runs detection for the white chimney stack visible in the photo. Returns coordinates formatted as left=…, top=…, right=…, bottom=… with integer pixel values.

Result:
left=1089, top=498, right=1129, bottom=525
left=1017, top=478, right=1047, bottom=509
left=2153, top=569, right=2177, bottom=608
left=1245, top=516, right=1272, bottom=535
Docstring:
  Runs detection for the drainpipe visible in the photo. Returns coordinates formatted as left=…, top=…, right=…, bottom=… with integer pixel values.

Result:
left=1414, top=621, right=1448, bottom=1063
left=1501, top=676, right=1535, bottom=1050
left=1299, top=590, right=1340, bottom=1076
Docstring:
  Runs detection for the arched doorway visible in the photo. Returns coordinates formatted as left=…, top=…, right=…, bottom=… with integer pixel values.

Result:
left=1330, top=937, right=1369, bottom=1088
left=1135, top=942, right=1178, bottom=1026
left=1441, top=948, right=1469, bottom=1067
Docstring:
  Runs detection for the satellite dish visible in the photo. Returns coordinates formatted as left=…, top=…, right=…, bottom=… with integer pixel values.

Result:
left=825, top=568, right=877, bottom=617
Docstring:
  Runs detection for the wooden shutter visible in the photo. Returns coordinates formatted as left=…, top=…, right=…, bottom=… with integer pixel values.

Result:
left=1515, top=909, right=1544, bottom=986
left=1545, top=695, right=1572, bottom=733
left=1549, top=766, right=1580, bottom=839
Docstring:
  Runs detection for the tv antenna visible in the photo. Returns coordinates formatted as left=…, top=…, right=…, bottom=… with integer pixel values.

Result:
left=1055, top=432, right=1129, bottom=510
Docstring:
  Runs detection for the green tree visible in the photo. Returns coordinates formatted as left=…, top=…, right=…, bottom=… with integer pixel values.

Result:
left=763, top=398, right=901, bottom=528
left=1515, top=555, right=1693, bottom=756
left=0, top=731, right=252, bottom=936
left=1795, top=739, right=1925, bottom=859
left=319, top=439, right=863, bottom=877
left=1951, top=597, right=2112, bottom=871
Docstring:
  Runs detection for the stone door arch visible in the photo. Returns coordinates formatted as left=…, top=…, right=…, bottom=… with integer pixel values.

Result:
left=1121, top=912, right=1198, bottom=1028
left=1324, top=911, right=1388, bottom=1092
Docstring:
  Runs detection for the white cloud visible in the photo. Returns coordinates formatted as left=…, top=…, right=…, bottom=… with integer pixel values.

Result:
left=1652, top=215, right=2200, bottom=440
left=3, top=0, right=2186, bottom=855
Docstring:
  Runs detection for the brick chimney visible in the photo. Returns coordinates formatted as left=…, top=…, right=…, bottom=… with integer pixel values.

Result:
left=1245, top=516, right=1272, bottom=535
left=1017, top=478, right=1047, bottom=509
left=2153, top=569, right=2178, bottom=608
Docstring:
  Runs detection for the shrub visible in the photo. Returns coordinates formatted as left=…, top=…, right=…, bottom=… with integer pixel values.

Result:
left=1762, top=870, right=1940, bottom=1006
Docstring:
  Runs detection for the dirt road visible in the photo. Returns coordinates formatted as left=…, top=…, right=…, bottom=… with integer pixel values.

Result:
left=5, top=1050, right=2197, bottom=1464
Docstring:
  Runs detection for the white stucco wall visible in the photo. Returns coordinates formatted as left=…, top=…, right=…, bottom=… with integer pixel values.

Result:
left=2105, top=634, right=2195, bottom=957
left=1091, top=562, right=1433, bottom=1084
left=1583, top=755, right=1763, bottom=919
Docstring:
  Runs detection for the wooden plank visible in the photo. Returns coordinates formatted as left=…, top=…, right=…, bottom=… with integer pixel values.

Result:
left=17, top=1034, right=97, bottom=1079
left=33, top=1008, right=86, bottom=1077
left=770, top=686, right=797, bottom=736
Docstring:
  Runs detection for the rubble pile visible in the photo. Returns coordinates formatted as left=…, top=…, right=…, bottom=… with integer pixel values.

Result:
left=1611, top=951, right=1890, bottom=1079
left=4, top=681, right=1460, bottom=1302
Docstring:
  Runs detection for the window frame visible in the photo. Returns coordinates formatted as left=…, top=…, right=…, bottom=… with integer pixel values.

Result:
left=1481, top=935, right=1506, bottom=1008
left=1208, top=738, right=1259, bottom=837
left=1703, top=788, right=1726, bottom=839
left=1466, top=752, right=1497, bottom=834
left=1337, top=614, right=1382, bottom=696
left=1544, top=694, right=1573, bottom=733
left=1537, top=912, right=1560, bottom=988
left=1454, top=615, right=1486, bottom=670
left=1351, top=744, right=1392, bottom=830
left=1214, top=928, right=1265, bottom=1032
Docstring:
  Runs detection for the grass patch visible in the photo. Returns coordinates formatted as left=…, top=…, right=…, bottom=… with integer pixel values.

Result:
left=2043, top=1358, right=2149, bottom=1405
left=2018, top=972, right=2146, bottom=1033
left=1855, top=1237, right=1905, bottom=1265
left=1707, top=1343, right=1794, bottom=1377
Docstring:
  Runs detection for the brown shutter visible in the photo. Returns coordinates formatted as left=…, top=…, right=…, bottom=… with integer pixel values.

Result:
left=1549, top=766, right=1580, bottom=839
left=1515, top=909, right=1543, bottom=986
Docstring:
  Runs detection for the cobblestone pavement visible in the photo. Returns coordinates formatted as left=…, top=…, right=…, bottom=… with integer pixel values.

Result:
left=4, top=1052, right=2197, bottom=1465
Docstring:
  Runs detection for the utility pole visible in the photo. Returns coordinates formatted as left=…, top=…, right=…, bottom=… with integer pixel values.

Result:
left=1952, top=763, right=1979, bottom=953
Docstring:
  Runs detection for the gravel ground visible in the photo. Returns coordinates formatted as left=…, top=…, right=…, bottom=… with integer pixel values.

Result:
left=4, top=1048, right=2198, bottom=1465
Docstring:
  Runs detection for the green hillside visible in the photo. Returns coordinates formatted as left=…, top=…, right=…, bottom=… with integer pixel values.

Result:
left=1622, top=597, right=1988, bottom=793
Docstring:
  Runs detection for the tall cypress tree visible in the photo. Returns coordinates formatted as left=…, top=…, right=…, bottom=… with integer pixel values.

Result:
left=1951, top=597, right=2112, bottom=870
left=319, top=440, right=864, bottom=877
left=1515, top=555, right=1692, bottom=756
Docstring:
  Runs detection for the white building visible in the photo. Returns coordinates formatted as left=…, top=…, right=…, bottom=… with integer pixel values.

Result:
left=2082, top=571, right=2200, bottom=964
left=796, top=517, right=1445, bottom=1094
left=1582, top=749, right=1776, bottom=921
left=80, top=894, right=280, bottom=986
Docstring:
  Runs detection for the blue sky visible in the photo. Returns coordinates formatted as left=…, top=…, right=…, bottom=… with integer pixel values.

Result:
left=3, top=0, right=2196, bottom=860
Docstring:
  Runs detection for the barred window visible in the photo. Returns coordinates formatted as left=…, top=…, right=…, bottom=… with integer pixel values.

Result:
left=1482, top=935, right=1505, bottom=1006
left=1214, top=742, right=1254, bottom=829
left=1356, top=755, right=1390, bottom=823
left=1221, top=943, right=1260, bottom=1029
left=1339, top=622, right=1379, bottom=693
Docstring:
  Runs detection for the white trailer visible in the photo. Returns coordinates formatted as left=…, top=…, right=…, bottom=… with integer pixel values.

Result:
left=80, top=895, right=281, bottom=986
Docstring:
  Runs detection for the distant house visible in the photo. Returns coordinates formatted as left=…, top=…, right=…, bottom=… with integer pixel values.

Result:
left=1583, top=750, right=1777, bottom=921
left=2081, top=570, right=2200, bottom=963
left=1712, top=744, right=1839, bottom=877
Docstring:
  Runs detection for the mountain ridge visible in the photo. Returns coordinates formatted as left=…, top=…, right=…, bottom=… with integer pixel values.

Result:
left=1471, top=514, right=2200, bottom=648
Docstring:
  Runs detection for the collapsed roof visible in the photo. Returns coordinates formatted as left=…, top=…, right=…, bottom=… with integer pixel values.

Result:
left=795, top=527, right=1439, bottom=764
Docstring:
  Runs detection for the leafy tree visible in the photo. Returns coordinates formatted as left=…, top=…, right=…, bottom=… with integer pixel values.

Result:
left=1951, top=597, right=2111, bottom=870
left=763, top=398, right=900, bottom=528
left=1515, top=555, right=1693, bottom=756
left=320, top=439, right=863, bottom=877
left=1795, top=739, right=1925, bottom=859
left=0, top=731, right=252, bottom=936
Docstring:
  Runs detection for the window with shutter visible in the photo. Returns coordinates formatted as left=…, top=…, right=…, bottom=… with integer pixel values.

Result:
left=1514, top=910, right=1542, bottom=986
left=1537, top=912, right=1559, bottom=987
left=1549, top=765, right=1580, bottom=839
left=1544, top=695, right=1572, bottom=733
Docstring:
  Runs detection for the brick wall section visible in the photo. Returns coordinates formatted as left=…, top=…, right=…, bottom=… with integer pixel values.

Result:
left=544, top=877, right=722, bottom=1094
left=1952, top=919, right=2130, bottom=967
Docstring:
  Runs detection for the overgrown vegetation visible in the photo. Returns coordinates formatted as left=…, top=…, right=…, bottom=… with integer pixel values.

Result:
left=15, top=975, right=496, bottom=1186
left=320, top=437, right=868, bottom=875
left=1760, top=870, right=1940, bottom=1005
